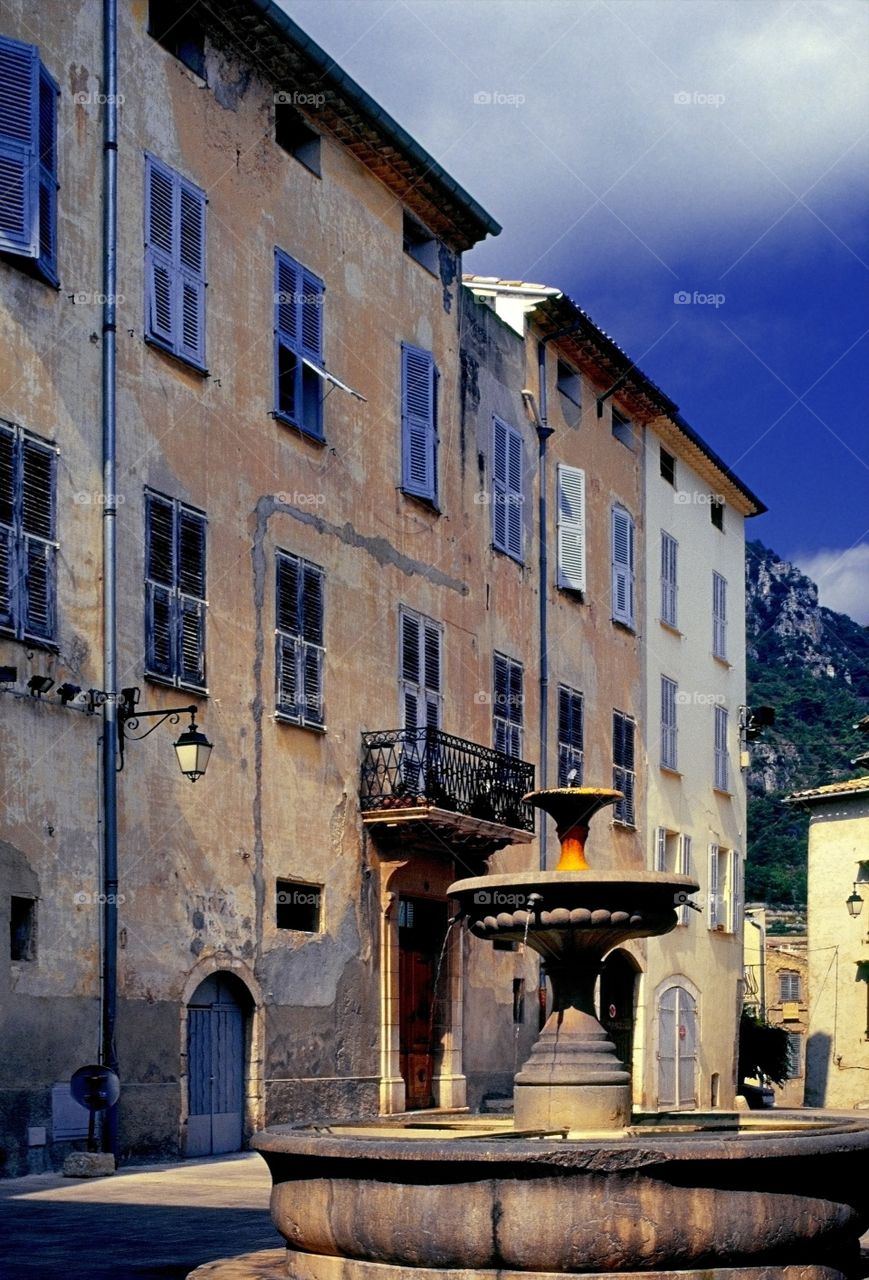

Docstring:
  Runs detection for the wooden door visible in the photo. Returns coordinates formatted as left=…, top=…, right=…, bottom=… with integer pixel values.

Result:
left=398, top=897, right=447, bottom=1110
left=187, top=973, right=246, bottom=1156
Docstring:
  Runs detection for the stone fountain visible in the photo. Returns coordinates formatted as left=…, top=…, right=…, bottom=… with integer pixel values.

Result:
left=191, top=788, right=869, bottom=1280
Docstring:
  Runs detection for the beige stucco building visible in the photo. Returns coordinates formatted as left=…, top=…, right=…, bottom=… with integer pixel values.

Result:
left=785, top=778, right=869, bottom=1110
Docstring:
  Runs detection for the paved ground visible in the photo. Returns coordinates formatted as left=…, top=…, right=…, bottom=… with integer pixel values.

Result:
left=0, top=1152, right=280, bottom=1279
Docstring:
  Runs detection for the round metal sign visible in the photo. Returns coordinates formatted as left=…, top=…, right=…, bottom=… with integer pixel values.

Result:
left=70, top=1065, right=120, bottom=1111
left=608, top=1003, right=617, bottom=1019
left=678, top=1024, right=686, bottom=1041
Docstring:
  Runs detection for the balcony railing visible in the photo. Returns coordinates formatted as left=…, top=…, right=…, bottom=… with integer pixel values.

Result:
left=360, top=727, right=535, bottom=833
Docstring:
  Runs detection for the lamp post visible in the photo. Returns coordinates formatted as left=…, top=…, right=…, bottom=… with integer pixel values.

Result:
left=847, top=885, right=864, bottom=918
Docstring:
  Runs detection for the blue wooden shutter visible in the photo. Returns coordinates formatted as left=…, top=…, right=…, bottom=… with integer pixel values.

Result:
left=400, top=609, right=421, bottom=729
left=177, top=506, right=206, bottom=687
left=300, top=269, right=324, bottom=362
left=20, top=434, right=56, bottom=641
left=505, top=425, right=523, bottom=560
left=556, top=464, right=586, bottom=591
left=300, top=561, right=324, bottom=726
left=276, top=553, right=300, bottom=719
left=177, top=179, right=206, bottom=367
left=36, top=64, right=58, bottom=283
left=0, top=36, right=38, bottom=257
left=401, top=344, right=436, bottom=500
left=145, top=156, right=176, bottom=349
left=274, top=249, right=300, bottom=421
left=492, top=417, right=508, bottom=551
left=145, top=493, right=176, bottom=678
left=0, top=425, right=16, bottom=629
left=612, top=506, right=634, bottom=625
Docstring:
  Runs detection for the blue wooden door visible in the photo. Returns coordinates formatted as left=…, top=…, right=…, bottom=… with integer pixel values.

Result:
left=187, top=974, right=245, bottom=1156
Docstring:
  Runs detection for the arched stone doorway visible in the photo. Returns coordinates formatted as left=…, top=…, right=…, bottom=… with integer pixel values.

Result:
left=656, top=981, right=698, bottom=1110
left=186, top=971, right=253, bottom=1156
left=600, top=949, right=640, bottom=1081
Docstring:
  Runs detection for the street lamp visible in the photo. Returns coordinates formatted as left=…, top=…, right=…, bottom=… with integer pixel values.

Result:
left=172, top=715, right=213, bottom=782
left=117, top=687, right=212, bottom=781
left=846, top=885, right=864, bottom=918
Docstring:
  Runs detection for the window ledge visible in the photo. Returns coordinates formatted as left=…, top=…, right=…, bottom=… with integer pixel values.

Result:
left=612, top=820, right=637, bottom=831
left=712, top=787, right=733, bottom=798
left=271, top=410, right=326, bottom=445
left=399, top=487, right=441, bottom=516
left=275, top=712, right=326, bottom=733
left=611, top=618, right=636, bottom=635
left=144, top=335, right=208, bottom=378
left=0, top=629, right=59, bottom=654
left=659, top=619, right=683, bottom=637
left=557, top=586, right=586, bottom=603
left=712, top=653, right=732, bottom=669
left=491, top=543, right=525, bottom=567
left=659, top=765, right=682, bottom=779
left=144, top=672, right=209, bottom=699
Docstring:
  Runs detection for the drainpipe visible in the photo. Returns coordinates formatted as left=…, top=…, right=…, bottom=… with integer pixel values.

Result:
left=535, top=341, right=554, bottom=872
left=100, top=0, right=120, bottom=1158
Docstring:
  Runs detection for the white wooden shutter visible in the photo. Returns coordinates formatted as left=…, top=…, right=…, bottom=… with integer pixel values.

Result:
left=611, top=506, right=634, bottom=626
left=655, top=827, right=667, bottom=872
left=678, top=835, right=692, bottom=924
left=556, top=464, right=586, bottom=591
left=661, top=676, right=678, bottom=770
left=661, top=532, right=677, bottom=626
left=730, top=851, right=742, bottom=933
left=708, top=844, right=721, bottom=927
left=713, top=572, right=727, bottom=658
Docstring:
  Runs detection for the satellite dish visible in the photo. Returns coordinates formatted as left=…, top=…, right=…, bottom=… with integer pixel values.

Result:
left=70, top=1065, right=120, bottom=1111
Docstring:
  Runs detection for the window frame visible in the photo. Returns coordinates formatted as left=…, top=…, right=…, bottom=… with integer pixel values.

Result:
left=660, top=447, right=676, bottom=486
left=144, top=153, right=207, bottom=371
left=273, top=246, right=326, bottom=440
left=712, top=571, right=728, bottom=659
left=779, top=970, right=802, bottom=1003
left=493, top=651, right=523, bottom=758
left=660, top=530, right=678, bottom=628
left=556, top=464, right=586, bottom=593
left=399, top=606, right=443, bottom=733
left=612, top=709, right=636, bottom=826
left=0, top=36, right=59, bottom=286
left=275, top=878, right=323, bottom=933
left=611, top=504, right=635, bottom=628
left=661, top=674, right=678, bottom=771
left=0, top=420, right=58, bottom=648
left=710, top=498, right=725, bottom=531
left=400, top=343, right=438, bottom=505
left=492, top=416, right=524, bottom=563
left=557, top=684, right=584, bottom=786
left=275, top=103, right=321, bottom=176
left=144, top=489, right=207, bottom=693
left=612, top=407, right=634, bottom=449
left=714, top=704, right=729, bottom=792
left=275, top=550, right=326, bottom=729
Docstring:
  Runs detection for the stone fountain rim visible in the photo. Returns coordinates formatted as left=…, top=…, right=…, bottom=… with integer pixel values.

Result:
left=252, top=1112, right=869, bottom=1169
left=449, top=870, right=700, bottom=894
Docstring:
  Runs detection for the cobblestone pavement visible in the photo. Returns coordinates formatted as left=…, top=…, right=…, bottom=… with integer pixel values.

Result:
left=0, top=1151, right=279, bottom=1279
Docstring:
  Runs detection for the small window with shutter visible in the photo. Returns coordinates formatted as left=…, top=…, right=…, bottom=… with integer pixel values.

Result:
left=611, top=505, right=635, bottom=628
left=144, top=155, right=206, bottom=370
left=275, top=551, right=325, bottom=728
left=274, top=247, right=325, bottom=439
left=399, top=608, right=442, bottom=732
left=556, top=465, right=586, bottom=593
left=712, top=572, right=727, bottom=659
left=612, top=710, right=636, bottom=825
left=493, top=652, right=523, bottom=758
left=661, top=675, right=678, bottom=770
left=557, top=685, right=583, bottom=786
left=714, top=705, right=729, bottom=792
left=492, top=417, right=524, bottom=562
left=0, top=36, right=59, bottom=285
left=661, top=531, right=678, bottom=627
left=401, top=344, right=438, bottom=504
left=144, top=490, right=206, bottom=691
left=0, top=421, right=57, bottom=646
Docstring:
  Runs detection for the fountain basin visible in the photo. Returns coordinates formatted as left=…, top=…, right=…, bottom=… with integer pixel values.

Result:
left=243, top=1113, right=869, bottom=1280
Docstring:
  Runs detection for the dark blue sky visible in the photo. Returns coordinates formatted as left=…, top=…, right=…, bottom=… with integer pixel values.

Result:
left=285, top=0, right=869, bottom=621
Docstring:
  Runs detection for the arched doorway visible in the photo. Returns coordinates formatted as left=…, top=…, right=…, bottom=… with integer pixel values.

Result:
left=657, top=983, right=698, bottom=1110
left=398, top=895, right=449, bottom=1109
left=186, top=972, right=251, bottom=1156
left=600, top=950, right=639, bottom=1080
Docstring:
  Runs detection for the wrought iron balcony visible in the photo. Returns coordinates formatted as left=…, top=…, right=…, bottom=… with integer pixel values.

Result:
left=360, top=727, right=535, bottom=857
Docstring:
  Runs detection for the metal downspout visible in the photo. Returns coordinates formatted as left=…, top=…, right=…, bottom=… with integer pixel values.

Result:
left=536, top=339, right=553, bottom=872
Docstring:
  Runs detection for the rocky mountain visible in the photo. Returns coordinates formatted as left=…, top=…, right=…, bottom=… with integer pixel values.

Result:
left=745, top=541, right=869, bottom=906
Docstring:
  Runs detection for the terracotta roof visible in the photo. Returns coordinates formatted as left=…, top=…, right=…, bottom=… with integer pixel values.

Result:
left=784, top=777, right=869, bottom=804
left=202, top=2, right=501, bottom=252
left=463, top=276, right=765, bottom=517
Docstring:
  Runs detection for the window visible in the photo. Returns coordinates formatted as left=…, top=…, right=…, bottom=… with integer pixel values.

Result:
left=612, top=710, right=636, bottom=825
left=0, top=36, right=58, bottom=285
left=276, top=551, right=325, bottom=728
left=275, top=103, right=321, bottom=175
left=557, top=361, right=581, bottom=427
left=400, top=608, right=442, bottom=731
left=612, top=408, right=634, bottom=448
left=660, top=447, right=676, bottom=485
left=779, top=970, right=802, bottom=1003
left=556, top=465, right=586, bottom=592
left=714, top=705, right=729, bottom=791
left=493, top=652, right=523, bottom=757
left=512, top=977, right=525, bottom=1024
left=785, top=1031, right=803, bottom=1079
left=654, top=827, right=678, bottom=872
left=557, top=685, right=584, bottom=786
left=492, top=417, right=523, bottom=561
left=712, top=572, right=727, bottom=659
left=708, top=845, right=741, bottom=932
left=661, top=531, right=678, bottom=627
left=710, top=498, right=724, bottom=530
left=144, top=155, right=206, bottom=369
left=275, top=879, right=322, bottom=932
left=661, top=676, right=678, bottom=770
left=0, top=421, right=57, bottom=645
left=402, top=212, right=439, bottom=273
left=149, top=0, right=205, bottom=78
left=144, top=491, right=206, bottom=690
left=611, top=505, right=635, bottom=627
left=401, top=344, right=438, bottom=503
left=677, top=834, right=692, bottom=925
left=274, top=247, right=325, bottom=438
left=10, top=895, right=36, bottom=961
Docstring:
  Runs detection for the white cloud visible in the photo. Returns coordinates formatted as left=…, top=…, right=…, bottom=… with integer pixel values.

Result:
left=794, top=544, right=869, bottom=624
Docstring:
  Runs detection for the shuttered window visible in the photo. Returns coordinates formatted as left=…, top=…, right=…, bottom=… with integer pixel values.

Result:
left=0, top=421, right=57, bottom=644
left=144, top=155, right=206, bottom=368
left=400, top=343, right=438, bottom=502
left=677, top=834, right=692, bottom=925
left=557, top=685, right=584, bottom=786
left=275, top=551, right=325, bottom=728
left=494, top=652, right=523, bottom=758
left=713, top=572, right=727, bottom=659
left=556, top=464, right=586, bottom=592
left=661, top=675, right=678, bottom=770
left=274, top=247, right=325, bottom=439
left=492, top=417, right=523, bottom=561
left=714, top=705, right=729, bottom=791
left=612, top=710, right=636, bottom=825
left=611, top=505, right=635, bottom=627
left=145, top=491, right=206, bottom=690
left=708, top=844, right=723, bottom=928
left=399, top=608, right=442, bottom=732
left=661, top=531, right=678, bottom=627
left=709, top=845, right=738, bottom=931
left=0, top=36, right=58, bottom=284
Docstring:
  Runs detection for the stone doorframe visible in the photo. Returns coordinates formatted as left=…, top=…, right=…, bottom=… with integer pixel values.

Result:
left=179, top=953, right=265, bottom=1154
left=378, top=858, right=466, bottom=1115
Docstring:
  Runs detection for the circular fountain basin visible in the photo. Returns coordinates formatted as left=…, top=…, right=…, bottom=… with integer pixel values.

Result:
left=237, top=1112, right=869, bottom=1280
